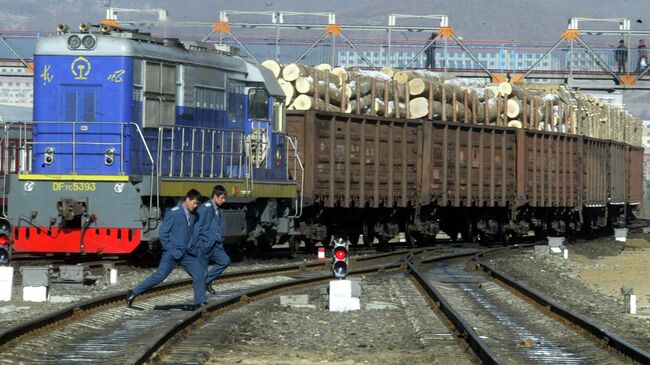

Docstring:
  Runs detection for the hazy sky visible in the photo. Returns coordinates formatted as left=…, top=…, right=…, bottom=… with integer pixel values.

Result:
left=1, top=0, right=646, bottom=42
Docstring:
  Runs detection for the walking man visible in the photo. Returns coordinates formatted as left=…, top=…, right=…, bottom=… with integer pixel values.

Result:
left=194, top=185, right=230, bottom=295
left=638, top=39, right=647, bottom=72
left=615, top=39, right=628, bottom=73
left=126, top=189, right=206, bottom=307
left=425, top=32, right=437, bottom=70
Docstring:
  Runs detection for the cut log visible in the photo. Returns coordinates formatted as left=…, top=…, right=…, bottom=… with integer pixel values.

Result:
left=260, top=60, right=282, bottom=79
left=409, top=97, right=429, bottom=119
left=277, top=78, right=295, bottom=104
left=281, top=63, right=307, bottom=82
left=349, top=93, right=375, bottom=112
left=476, top=98, right=499, bottom=123
left=292, top=94, right=341, bottom=112
left=374, top=99, right=405, bottom=117
left=380, top=66, right=395, bottom=78
left=332, top=67, right=348, bottom=83
left=507, top=120, right=523, bottom=128
left=497, top=82, right=512, bottom=96
left=408, top=78, right=427, bottom=96
left=506, top=99, right=521, bottom=119
left=315, top=63, right=332, bottom=72
left=294, top=76, right=351, bottom=105
left=484, top=86, right=499, bottom=100
left=282, top=63, right=340, bottom=86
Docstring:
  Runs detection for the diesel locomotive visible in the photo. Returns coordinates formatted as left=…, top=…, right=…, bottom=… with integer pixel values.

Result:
left=4, top=25, right=301, bottom=256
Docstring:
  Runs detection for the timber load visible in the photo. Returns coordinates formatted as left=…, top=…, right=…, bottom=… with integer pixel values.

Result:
left=262, top=60, right=642, bottom=146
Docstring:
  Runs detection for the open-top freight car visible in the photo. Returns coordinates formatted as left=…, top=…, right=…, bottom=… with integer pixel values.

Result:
left=287, top=109, right=642, bottom=248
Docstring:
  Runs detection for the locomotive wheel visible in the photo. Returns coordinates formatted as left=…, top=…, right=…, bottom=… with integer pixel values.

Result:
left=461, top=221, right=477, bottom=244
left=288, top=236, right=301, bottom=254
left=404, top=221, right=417, bottom=247
left=304, top=238, right=316, bottom=254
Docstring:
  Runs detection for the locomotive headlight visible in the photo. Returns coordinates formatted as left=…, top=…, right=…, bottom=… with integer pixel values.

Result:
left=104, top=148, right=115, bottom=166
left=24, top=181, right=34, bottom=192
left=81, top=35, right=96, bottom=49
left=44, top=147, right=55, bottom=165
left=113, top=183, right=125, bottom=194
left=67, top=35, right=81, bottom=49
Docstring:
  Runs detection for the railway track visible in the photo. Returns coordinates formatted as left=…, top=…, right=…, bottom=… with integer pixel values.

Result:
left=408, top=247, right=650, bottom=364
left=0, top=247, right=449, bottom=364
left=2, top=243, right=648, bottom=364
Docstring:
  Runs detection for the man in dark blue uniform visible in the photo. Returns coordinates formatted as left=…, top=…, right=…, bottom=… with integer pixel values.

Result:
left=126, top=189, right=206, bottom=307
left=193, top=185, right=230, bottom=295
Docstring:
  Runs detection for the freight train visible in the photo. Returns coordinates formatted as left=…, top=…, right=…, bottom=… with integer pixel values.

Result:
left=0, top=25, right=643, bottom=258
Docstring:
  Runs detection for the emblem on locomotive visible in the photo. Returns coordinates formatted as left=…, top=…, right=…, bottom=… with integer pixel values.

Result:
left=71, top=56, right=91, bottom=80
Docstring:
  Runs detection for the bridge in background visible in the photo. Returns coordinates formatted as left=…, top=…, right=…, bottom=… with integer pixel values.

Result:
left=2, top=13, right=650, bottom=92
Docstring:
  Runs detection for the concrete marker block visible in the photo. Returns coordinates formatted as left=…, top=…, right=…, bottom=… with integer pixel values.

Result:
left=630, top=294, right=637, bottom=315
left=329, top=280, right=359, bottom=312
left=0, top=266, right=14, bottom=301
left=280, top=294, right=310, bottom=306
left=534, top=245, right=549, bottom=254
left=109, top=269, right=118, bottom=285
left=0, top=304, right=17, bottom=314
left=348, top=297, right=360, bottom=311
left=49, top=295, right=77, bottom=304
left=614, top=228, right=628, bottom=242
left=349, top=278, right=362, bottom=298
left=23, top=286, right=48, bottom=302
left=563, top=249, right=569, bottom=260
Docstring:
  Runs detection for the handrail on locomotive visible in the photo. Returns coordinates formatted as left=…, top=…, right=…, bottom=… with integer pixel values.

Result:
left=0, top=116, right=305, bottom=230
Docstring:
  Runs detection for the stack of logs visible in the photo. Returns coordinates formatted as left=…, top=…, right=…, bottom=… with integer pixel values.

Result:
left=261, top=60, right=642, bottom=146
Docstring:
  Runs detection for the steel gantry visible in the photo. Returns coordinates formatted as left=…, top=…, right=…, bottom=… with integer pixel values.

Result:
left=516, top=17, right=650, bottom=89
left=76, top=8, right=650, bottom=90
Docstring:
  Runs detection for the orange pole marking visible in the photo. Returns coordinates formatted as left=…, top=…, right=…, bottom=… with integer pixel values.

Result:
left=212, top=21, right=231, bottom=33
left=509, top=74, right=525, bottom=83
left=562, top=29, right=580, bottom=40
left=491, top=74, right=507, bottom=83
left=439, top=26, right=455, bottom=38
left=618, top=75, right=636, bottom=86
left=101, top=19, right=120, bottom=29
left=326, top=24, right=342, bottom=36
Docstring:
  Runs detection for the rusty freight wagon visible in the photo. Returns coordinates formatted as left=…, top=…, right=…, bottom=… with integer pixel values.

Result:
left=287, top=110, right=642, bottom=247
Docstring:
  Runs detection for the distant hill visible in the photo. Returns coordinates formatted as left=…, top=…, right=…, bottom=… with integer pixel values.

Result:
left=0, top=0, right=646, bottom=42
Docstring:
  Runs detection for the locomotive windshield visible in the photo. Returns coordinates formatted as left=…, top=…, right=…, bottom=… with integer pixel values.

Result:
left=248, top=88, right=269, bottom=120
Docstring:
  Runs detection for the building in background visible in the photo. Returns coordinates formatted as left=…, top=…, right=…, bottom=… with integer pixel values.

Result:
left=0, top=60, right=32, bottom=107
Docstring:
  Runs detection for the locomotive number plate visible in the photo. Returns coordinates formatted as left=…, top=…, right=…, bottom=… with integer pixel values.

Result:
left=52, top=182, right=97, bottom=191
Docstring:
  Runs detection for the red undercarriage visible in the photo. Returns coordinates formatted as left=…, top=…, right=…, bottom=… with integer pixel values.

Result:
left=11, top=227, right=141, bottom=254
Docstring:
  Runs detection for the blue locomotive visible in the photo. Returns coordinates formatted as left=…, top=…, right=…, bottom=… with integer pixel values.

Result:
left=7, top=24, right=299, bottom=254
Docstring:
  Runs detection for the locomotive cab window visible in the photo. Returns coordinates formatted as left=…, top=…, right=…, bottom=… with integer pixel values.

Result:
left=248, top=88, right=269, bottom=121
left=273, top=100, right=285, bottom=132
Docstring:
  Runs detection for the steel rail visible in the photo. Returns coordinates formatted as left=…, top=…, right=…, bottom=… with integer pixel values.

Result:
left=0, top=248, right=423, bottom=351
left=128, top=262, right=407, bottom=364
left=474, top=249, right=650, bottom=365
left=0, top=260, right=322, bottom=349
left=405, top=250, right=504, bottom=365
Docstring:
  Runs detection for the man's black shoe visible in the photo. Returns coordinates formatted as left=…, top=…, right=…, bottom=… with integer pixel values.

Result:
left=191, top=302, right=208, bottom=310
left=126, top=291, right=136, bottom=307
left=206, top=283, right=216, bottom=295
